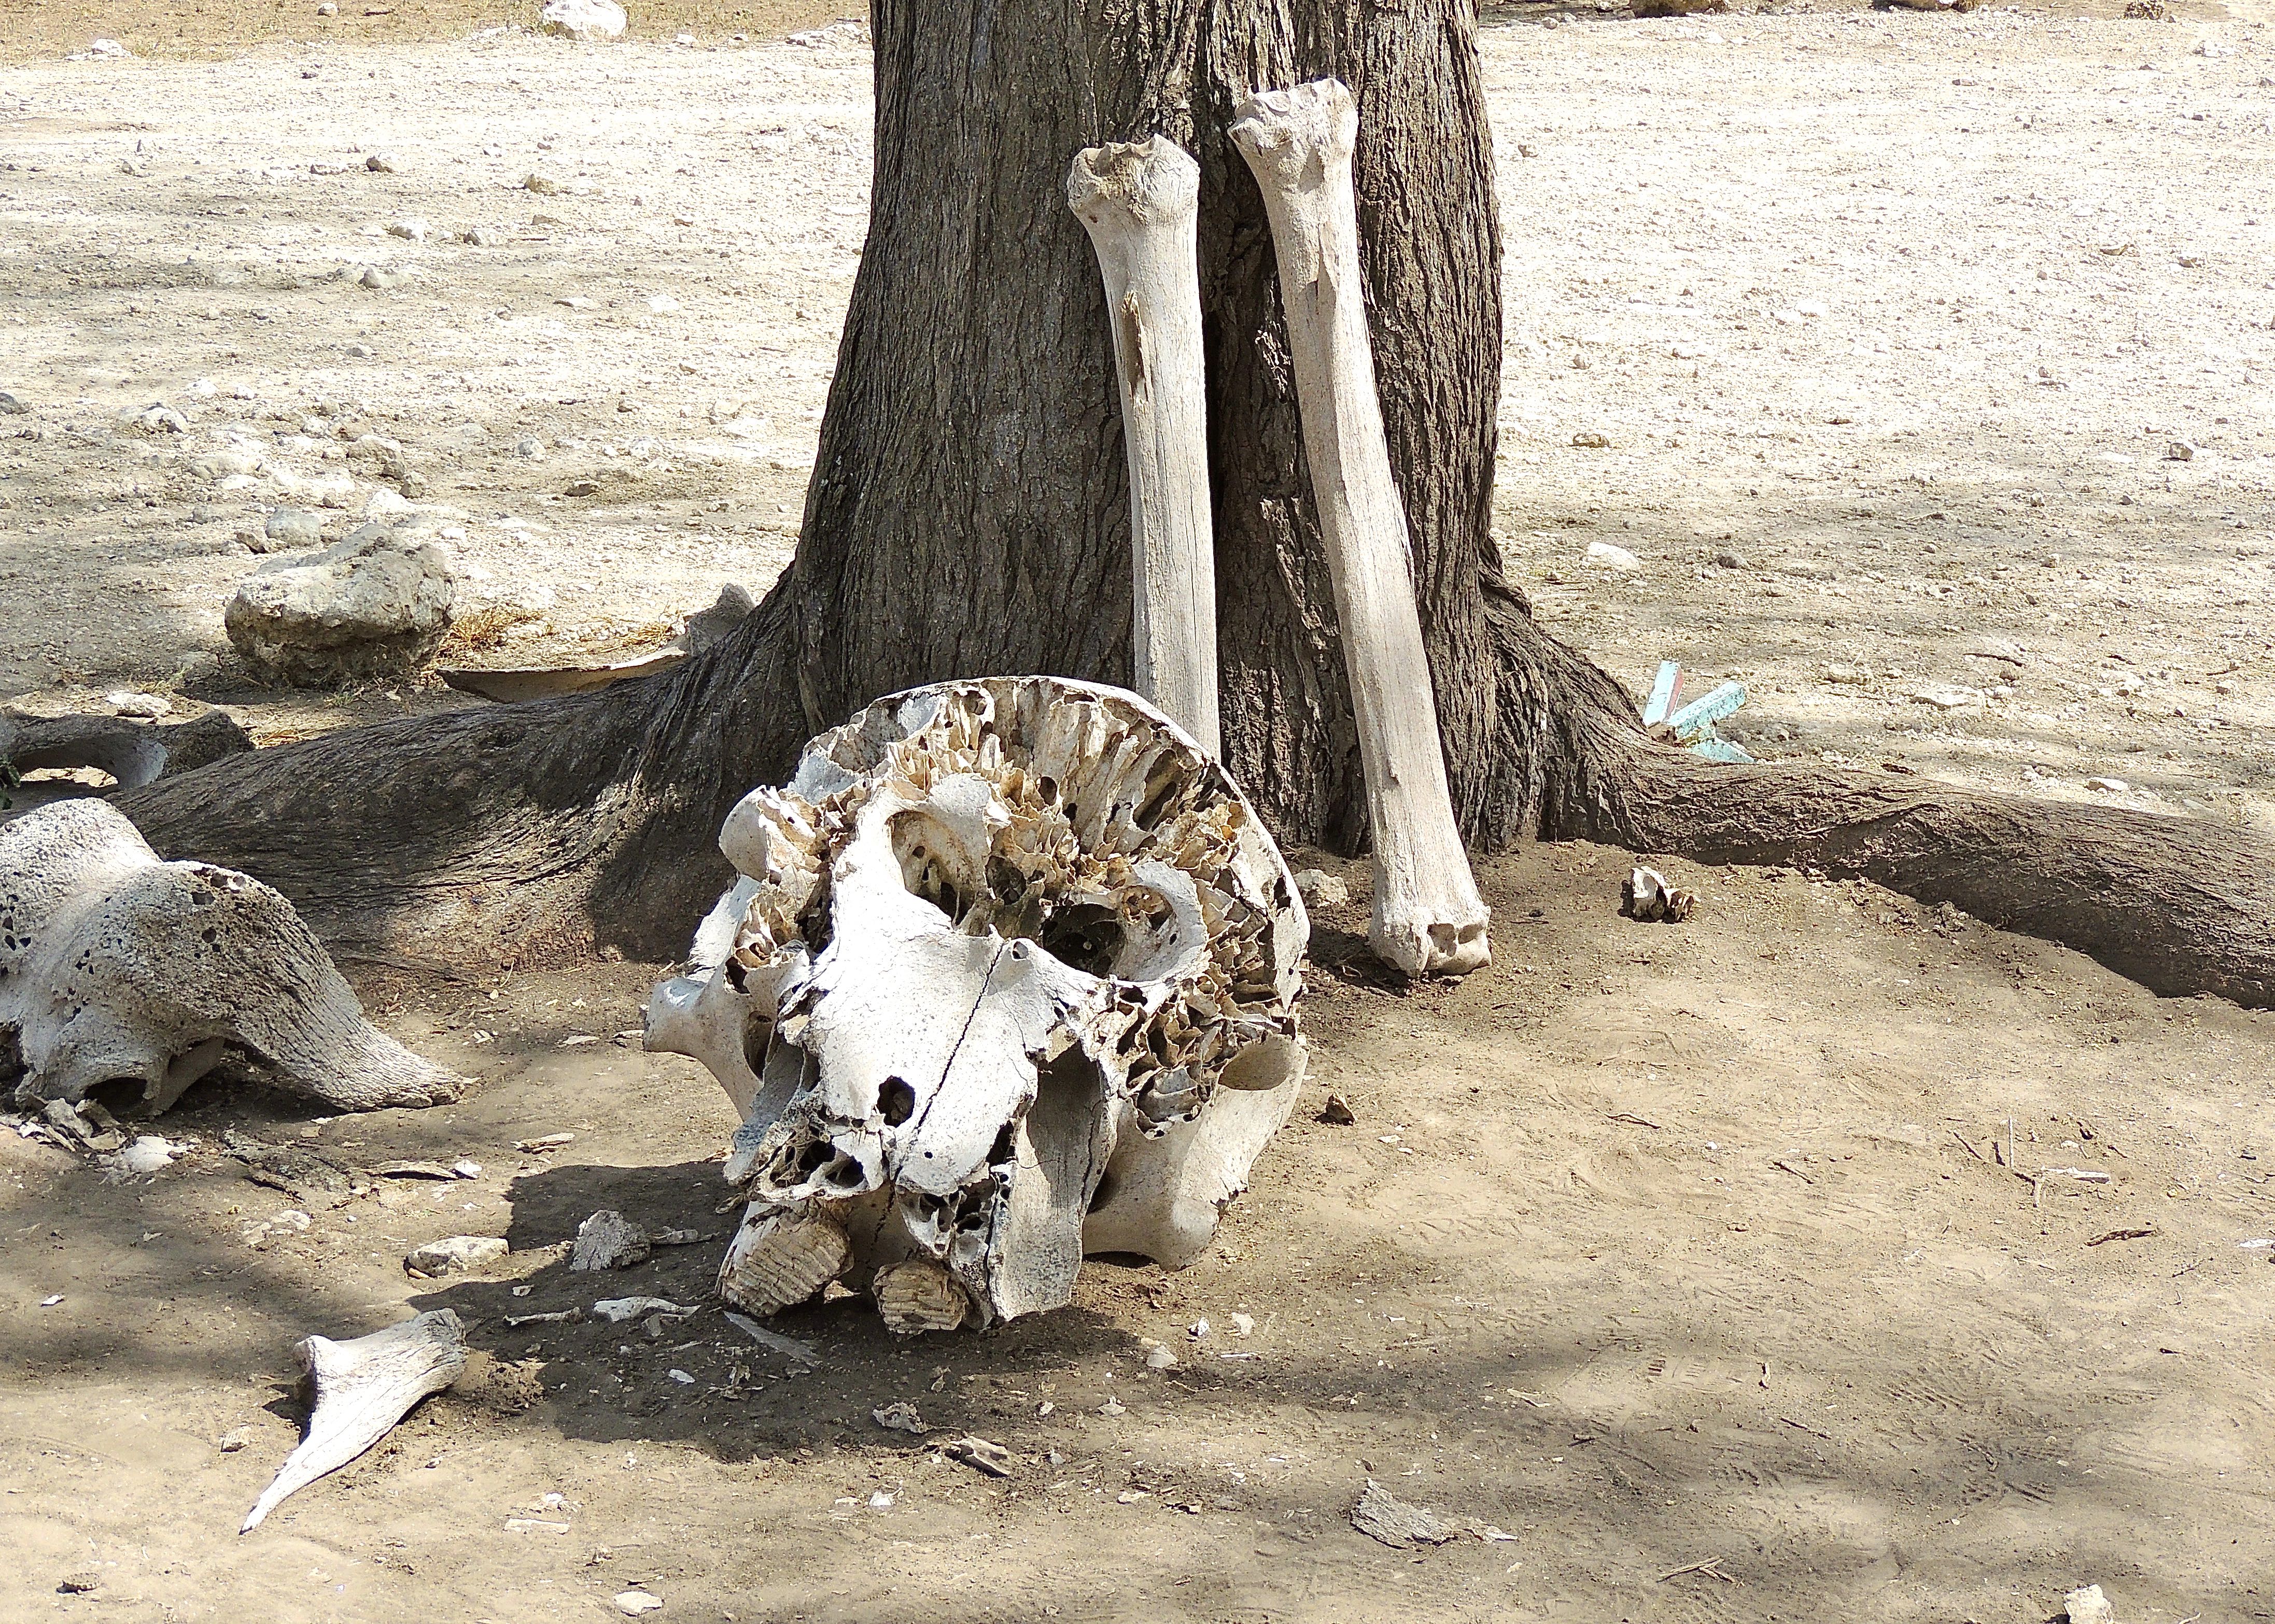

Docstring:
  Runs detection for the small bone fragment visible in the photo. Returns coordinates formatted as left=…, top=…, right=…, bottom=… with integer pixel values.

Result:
left=872, top=1401, right=930, bottom=1434
left=716, top=1207, right=850, bottom=1315
left=721, top=1311, right=820, bottom=1364
left=1229, top=81, right=1491, bottom=980
left=2063, top=1586, right=2112, bottom=1624
left=240, top=1309, right=466, bottom=1533
left=503, top=1308, right=583, bottom=1328
left=403, top=1235, right=508, bottom=1277
left=942, top=1435, right=1014, bottom=1477
left=1620, top=866, right=1696, bottom=924
left=1293, top=869, right=1350, bottom=909
left=875, top=1260, right=971, bottom=1336
left=592, top=1296, right=698, bottom=1323
left=373, top=1160, right=459, bottom=1180
left=0, top=800, right=460, bottom=1115
left=516, top=1133, right=575, bottom=1152
left=570, top=1209, right=651, bottom=1270
left=1067, top=137, right=1220, bottom=754
left=1352, top=1479, right=1458, bottom=1548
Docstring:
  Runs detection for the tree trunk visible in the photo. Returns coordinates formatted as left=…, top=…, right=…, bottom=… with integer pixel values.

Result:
left=115, top=0, right=2275, bottom=1006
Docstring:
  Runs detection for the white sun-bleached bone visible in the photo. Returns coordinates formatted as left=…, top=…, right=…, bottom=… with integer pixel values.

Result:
left=1229, top=78, right=1491, bottom=980
left=645, top=677, right=1308, bottom=1334
left=1067, top=137, right=1221, bottom=755
left=0, top=799, right=459, bottom=1115
left=241, top=1309, right=467, bottom=1533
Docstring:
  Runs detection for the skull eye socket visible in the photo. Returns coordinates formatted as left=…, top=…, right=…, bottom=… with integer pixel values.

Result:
left=878, top=1074, right=916, bottom=1126
left=1036, top=902, right=1124, bottom=977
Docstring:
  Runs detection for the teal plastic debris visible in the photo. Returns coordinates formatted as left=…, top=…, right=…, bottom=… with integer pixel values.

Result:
left=1638, top=662, right=1753, bottom=763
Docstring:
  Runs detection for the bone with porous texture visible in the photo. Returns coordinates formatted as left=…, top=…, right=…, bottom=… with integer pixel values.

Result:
left=1067, top=137, right=1220, bottom=755
left=1229, top=79, right=1491, bottom=980
left=647, top=676, right=1308, bottom=1333
left=241, top=1309, right=467, bottom=1533
left=0, top=799, right=460, bottom=1115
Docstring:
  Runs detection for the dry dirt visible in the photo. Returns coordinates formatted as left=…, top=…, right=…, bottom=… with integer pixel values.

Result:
left=3, top=5, right=2274, bottom=1622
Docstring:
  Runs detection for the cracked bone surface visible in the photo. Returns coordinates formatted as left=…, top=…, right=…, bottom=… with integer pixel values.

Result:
left=241, top=1309, right=467, bottom=1533
left=0, top=799, right=460, bottom=1114
left=646, top=676, right=1308, bottom=1334
left=1229, top=78, right=1492, bottom=980
left=1066, top=136, right=1221, bottom=755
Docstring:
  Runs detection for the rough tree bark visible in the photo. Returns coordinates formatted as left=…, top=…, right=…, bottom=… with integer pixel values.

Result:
left=117, top=0, right=2275, bottom=1006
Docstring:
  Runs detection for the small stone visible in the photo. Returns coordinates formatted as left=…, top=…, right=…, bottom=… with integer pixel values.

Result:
left=1320, top=1094, right=1357, bottom=1126
left=263, top=509, right=325, bottom=550
left=318, top=2, right=339, bottom=13
left=113, top=1134, right=184, bottom=1173
left=646, top=293, right=682, bottom=314
left=524, top=172, right=561, bottom=195
left=1713, top=549, right=1747, bottom=570
left=872, top=1401, right=930, bottom=1434
left=358, top=265, right=410, bottom=291
left=541, top=0, right=629, bottom=41
left=364, top=150, right=397, bottom=172
left=106, top=690, right=170, bottom=718
left=403, top=1235, right=509, bottom=1277
left=2165, top=440, right=2196, bottom=461
left=460, top=225, right=503, bottom=246
left=1293, top=869, right=1350, bottom=909
left=564, top=479, right=600, bottom=497
left=2084, top=776, right=2128, bottom=793
left=1570, top=430, right=1612, bottom=449
left=2064, top=1586, right=2113, bottom=1624
left=1144, top=1343, right=1178, bottom=1370
left=570, top=1209, right=651, bottom=1271
left=515, top=435, right=546, bottom=459
left=347, top=342, right=374, bottom=358
left=0, top=390, right=30, bottom=414
left=218, top=1428, right=250, bottom=1452
left=385, top=218, right=428, bottom=242
left=613, top=1592, right=664, bottom=1618
left=1585, top=540, right=1639, bottom=571
left=133, top=405, right=189, bottom=435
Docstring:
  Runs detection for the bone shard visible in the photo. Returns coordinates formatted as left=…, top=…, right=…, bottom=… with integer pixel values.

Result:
left=1228, top=79, right=1491, bottom=981
left=647, top=677, right=1309, bottom=1334
left=1067, top=137, right=1221, bottom=756
left=241, top=1309, right=467, bottom=1534
left=0, top=799, right=460, bottom=1115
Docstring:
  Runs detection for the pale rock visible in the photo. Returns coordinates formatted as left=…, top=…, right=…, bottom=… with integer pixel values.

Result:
left=223, top=522, right=456, bottom=685
left=385, top=218, right=429, bottom=242
left=1585, top=540, right=1639, bottom=571
left=132, top=405, right=189, bottom=435
left=403, top=1235, right=508, bottom=1277
left=2165, top=440, right=2196, bottom=461
left=1293, top=869, right=1350, bottom=908
left=540, top=0, right=628, bottom=41
left=0, top=391, right=27, bottom=415
left=1571, top=430, right=1612, bottom=449
left=570, top=1208, right=652, bottom=1270
left=613, top=1594, right=664, bottom=1618
left=460, top=225, right=503, bottom=246
left=106, top=690, right=170, bottom=719
left=514, top=435, right=546, bottom=459
left=523, top=172, right=561, bottom=195
left=364, top=151, right=397, bottom=173
left=2063, top=1585, right=2112, bottom=1624
left=2085, top=776, right=2129, bottom=793
left=263, top=509, right=325, bottom=551
left=114, top=1135, right=186, bottom=1175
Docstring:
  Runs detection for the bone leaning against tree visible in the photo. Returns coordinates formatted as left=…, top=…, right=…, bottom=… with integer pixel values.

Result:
left=242, top=1309, right=467, bottom=1533
left=644, top=676, right=1309, bottom=1335
left=1066, top=136, right=1222, bottom=757
left=0, top=798, right=460, bottom=1115
left=1228, top=78, right=1491, bottom=981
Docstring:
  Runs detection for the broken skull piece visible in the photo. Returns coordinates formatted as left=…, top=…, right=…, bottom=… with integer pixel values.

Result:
left=0, top=799, right=461, bottom=1115
left=1620, top=865, right=1696, bottom=924
left=646, top=676, right=1309, bottom=1335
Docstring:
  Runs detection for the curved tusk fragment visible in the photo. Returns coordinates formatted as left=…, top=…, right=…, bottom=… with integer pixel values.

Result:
left=241, top=1309, right=467, bottom=1534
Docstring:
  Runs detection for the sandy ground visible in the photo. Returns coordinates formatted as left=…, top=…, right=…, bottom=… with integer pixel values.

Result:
left=4, top=5, right=2275, bottom=1621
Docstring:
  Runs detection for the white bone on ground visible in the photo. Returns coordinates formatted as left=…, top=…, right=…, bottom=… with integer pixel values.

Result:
left=1067, top=137, right=1221, bottom=756
left=1228, top=79, right=1492, bottom=981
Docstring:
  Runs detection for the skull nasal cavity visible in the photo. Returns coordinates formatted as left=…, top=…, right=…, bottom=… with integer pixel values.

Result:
left=878, top=1075, right=916, bottom=1127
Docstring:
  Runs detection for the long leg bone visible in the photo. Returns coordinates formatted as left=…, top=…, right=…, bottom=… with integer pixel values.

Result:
left=1228, top=79, right=1491, bottom=980
left=1066, top=137, right=1221, bottom=756
left=241, top=1309, right=467, bottom=1533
